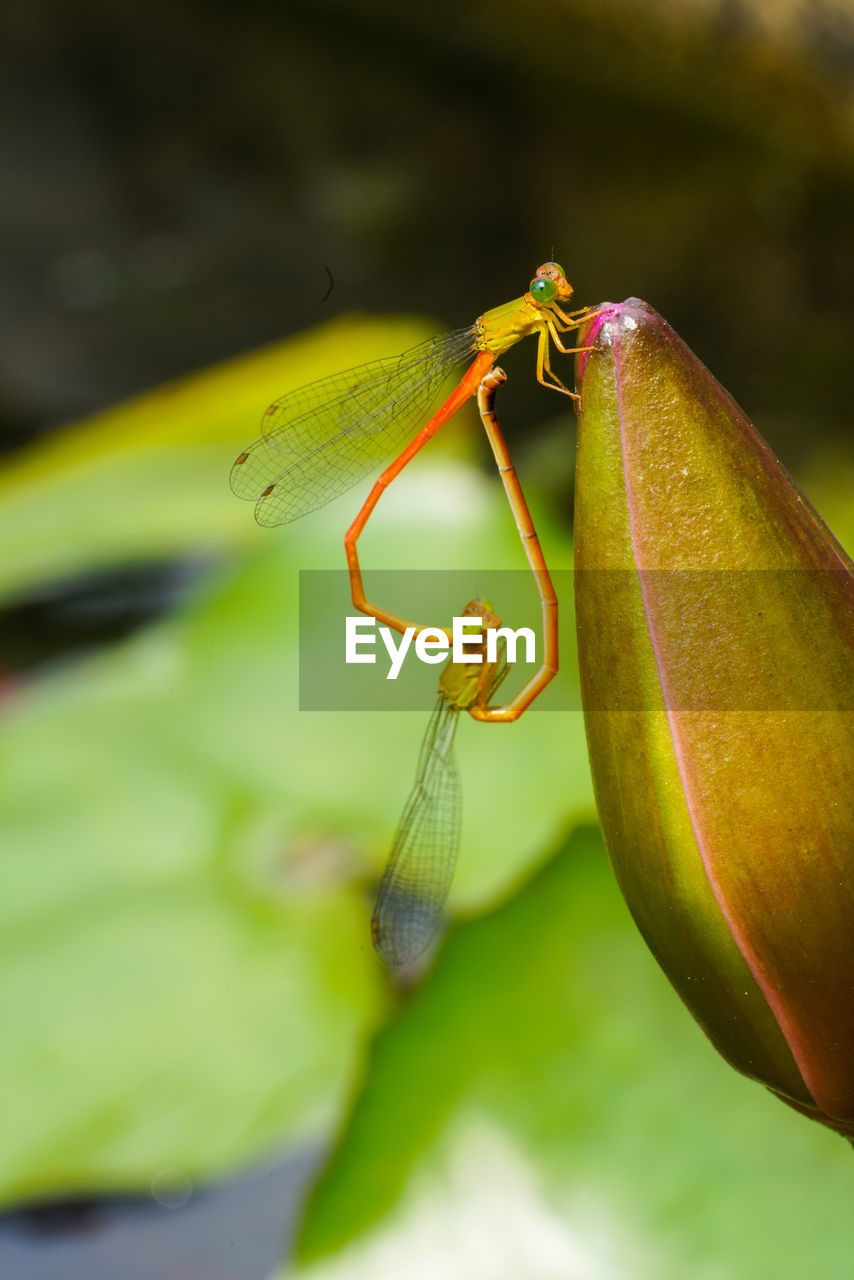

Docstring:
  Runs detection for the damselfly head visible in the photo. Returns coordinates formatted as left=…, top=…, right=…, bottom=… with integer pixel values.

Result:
left=459, top=597, right=501, bottom=632
left=529, top=261, right=574, bottom=307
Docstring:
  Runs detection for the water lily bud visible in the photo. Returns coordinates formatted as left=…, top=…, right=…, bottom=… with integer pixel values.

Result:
left=574, top=299, right=854, bottom=1137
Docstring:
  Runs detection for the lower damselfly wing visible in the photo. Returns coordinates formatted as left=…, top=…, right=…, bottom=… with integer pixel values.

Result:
left=371, top=696, right=462, bottom=968
left=372, top=603, right=509, bottom=967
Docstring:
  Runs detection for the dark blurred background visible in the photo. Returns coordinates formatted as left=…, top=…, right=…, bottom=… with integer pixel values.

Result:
left=3, top=0, right=853, bottom=463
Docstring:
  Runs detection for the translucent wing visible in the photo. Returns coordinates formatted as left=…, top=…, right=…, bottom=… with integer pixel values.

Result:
left=371, top=697, right=462, bottom=967
left=371, top=624, right=511, bottom=968
left=230, top=327, right=476, bottom=527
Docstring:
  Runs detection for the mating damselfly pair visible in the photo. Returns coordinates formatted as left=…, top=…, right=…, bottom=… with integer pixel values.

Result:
left=231, top=263, right=596, bottom=964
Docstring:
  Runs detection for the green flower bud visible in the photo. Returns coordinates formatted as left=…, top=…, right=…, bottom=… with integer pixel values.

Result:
left=574, top=300, right=854, bottom=1137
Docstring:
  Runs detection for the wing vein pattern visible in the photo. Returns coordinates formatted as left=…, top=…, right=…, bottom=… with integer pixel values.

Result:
left=371, top=696, right=462, bottom=966
left=231, top=327, right=476, bottom=526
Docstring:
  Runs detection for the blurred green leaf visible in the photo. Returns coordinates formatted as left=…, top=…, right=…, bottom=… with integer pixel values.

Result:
left=0, top=314, right=447, bottom=601
left=293, top=827, right=854, bottom=1280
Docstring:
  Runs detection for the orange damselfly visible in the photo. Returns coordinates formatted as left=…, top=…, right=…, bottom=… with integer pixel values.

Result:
left=371, top=599, right=510, bottom=967
left=231, top=261, right=591, bottom=718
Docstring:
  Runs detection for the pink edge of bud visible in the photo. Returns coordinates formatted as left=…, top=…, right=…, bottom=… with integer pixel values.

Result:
left=575, top=302, right=622, bottom=385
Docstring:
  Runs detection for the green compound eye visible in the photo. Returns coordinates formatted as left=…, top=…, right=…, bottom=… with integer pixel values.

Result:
left=529, top=276, right=558, bottom=304
left=542, top=260, right=565, bottom=278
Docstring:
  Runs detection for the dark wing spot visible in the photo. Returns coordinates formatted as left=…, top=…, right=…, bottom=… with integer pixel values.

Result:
left=261, top=484, right=276, bottom=497
left=264, top=405, right=277, bottom=416
left=234, top=452, right=248, bottom=466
